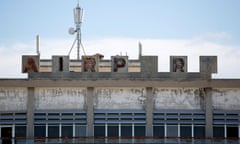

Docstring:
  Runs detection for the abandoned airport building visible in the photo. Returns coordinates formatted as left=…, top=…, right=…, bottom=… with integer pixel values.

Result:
left=0, top=51, right=240, bottom=141
left=1, top=2, right=240, bottom=142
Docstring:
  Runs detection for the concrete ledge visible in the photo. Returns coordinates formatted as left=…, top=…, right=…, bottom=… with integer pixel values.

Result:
left=0, top=79, right=240, bottom=88
left=28, top=72, right=206, bottom=81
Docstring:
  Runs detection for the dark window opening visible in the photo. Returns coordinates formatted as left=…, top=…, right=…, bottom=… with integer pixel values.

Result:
left=1, top=127, right=12, bottom=144
left=59, top=57, right=63, bottom=71
left=62, top=126, right=73, bottom=138
left=213, top=126, right=224, bottom=138
left=94, top=126, right=105, bottom=137
left=75, top=126, right=86, bottom=137
left=180, top=126, right=191, bottom=138
left=121, top=125, right=132, bottom=137
left=194, top=126, right=205, bottom=138
left=108, top=125, right=119, bottom=137
left=34, top=126, right=46, bottom=138
left=153, top=126, right=164, bottom=137
left=134, top=126, right=145, bottom=136
left=227, top=126, right=238, bottom=138
left=48, top=125, right=59, bottom=138
left=15, top=126, right=26, bottom=137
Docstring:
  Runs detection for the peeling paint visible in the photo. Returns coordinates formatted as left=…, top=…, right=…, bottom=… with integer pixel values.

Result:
left=35, top=87, right=86, bottom=110
left=0, top=87, right=27, bottom=111
left=94, top=88, right=146, bottom=109
left=153, top=88, right=203, bottom=110
left=212, top=88, right=240, bottom=110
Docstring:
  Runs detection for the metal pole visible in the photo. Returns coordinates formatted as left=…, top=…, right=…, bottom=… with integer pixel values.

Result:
left=77, top=27, right=81, bottom=60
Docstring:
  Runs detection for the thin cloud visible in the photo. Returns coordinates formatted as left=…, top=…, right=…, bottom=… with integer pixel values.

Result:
left=206, top=32, right=232, bottom=40
left=189, top=32, right=232, bottom=46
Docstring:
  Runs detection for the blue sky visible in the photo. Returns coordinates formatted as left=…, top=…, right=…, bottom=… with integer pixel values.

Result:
left=1, top=0, right=240, bottom=41
left=0, top=0, right=240, bottom=78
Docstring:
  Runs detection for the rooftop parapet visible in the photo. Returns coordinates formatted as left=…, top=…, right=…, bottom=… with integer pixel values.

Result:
left=22, top=55, right=217, bottom=80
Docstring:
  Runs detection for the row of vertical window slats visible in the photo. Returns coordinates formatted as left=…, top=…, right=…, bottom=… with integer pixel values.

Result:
left=213, top=111, right=240, bottom=125
left=153, top=110, right=205, bottom=124
left=0, top=112, right=26, bottom=125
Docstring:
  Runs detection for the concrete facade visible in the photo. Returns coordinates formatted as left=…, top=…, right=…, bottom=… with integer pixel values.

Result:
left=140, top=56, right=158, bottom=73
left=0, top=55, right=240, bottom=141
left=52, top=56, right=70, bottom=72
left=0, top=87, right=27, bottom=111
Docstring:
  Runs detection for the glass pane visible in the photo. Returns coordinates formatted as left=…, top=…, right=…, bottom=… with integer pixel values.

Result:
left=213, top=126, right=224, bottom=138
left=180, top=126, right=191, bottom=137
left=121, top=125, right=132, bottom=137
left=167, top=125, right=178, bottom=137
left=134, top=126, right=145, bottom=137
left=153, top=126, right=164, bottom=137
left=1, top=127, right=12, bottom=144
left=94, top=126, right=105, bottom=137
left=62, top=126, right=73, bottom=138
left=15, top=126, right=26, bottom=137
left=75, top=126, right=86, bottom=137
left=34, top=126, right=46, bottom=138
left=108, top=125, right=119, bottom=137
left=48, top=125, right=59, bottom=138
left=227, top=126, right=238, bottom=138
left=194, top=126, right=205, bottom=137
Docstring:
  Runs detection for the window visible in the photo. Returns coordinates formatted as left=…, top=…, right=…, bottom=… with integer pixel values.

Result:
left=94, top=126, right=105, bottom=137
left=180, top=125, right=191, bottom=138
left=167, top=125, right=178, bottom=137
left=34, top=126, right=46, bottom=138
left=194, top=126, right=205, bottom=138
left=108, top=125, right=119, bottom=137
left=134, top=126, right=145, bottom=137
left=48, top=125, right=59, bottom=138
left=213, top=126, right=224, bottom=138
left=227, top=126, right=238, bottom=138
left=15, top=126, right=26, bottom=137
left=62, top=126, right=73, bottom=138
left=75, top=126, right=86, bottom=137
left=121, top=125, right=132, bottom=137
left=153, top=126, right=164, bottom=137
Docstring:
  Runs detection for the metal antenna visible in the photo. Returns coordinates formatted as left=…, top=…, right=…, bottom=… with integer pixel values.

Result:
left=68, top=1, right=84, bottom=60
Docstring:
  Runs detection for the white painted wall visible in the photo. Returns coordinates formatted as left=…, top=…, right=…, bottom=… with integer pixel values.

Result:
left=35, top=87, right=86, bottom=110
left=0, top=87, right=27, bottom=111
left=153, top=88, right=203, bottom=110
left=212, top=88, right=240, bottom=110
left=94, top=88, right=146, bottom=109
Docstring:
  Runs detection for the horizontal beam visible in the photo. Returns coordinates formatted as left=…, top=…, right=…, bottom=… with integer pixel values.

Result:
left=0, top=78, right=239, bottom=88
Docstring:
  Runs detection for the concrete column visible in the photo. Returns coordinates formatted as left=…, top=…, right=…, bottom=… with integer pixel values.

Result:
left=204, top=87, right=213, bottom=138
left=86, top=87, right=94, bottom=136
left=145, top=87, right=153, bottom=136
left=27, top=87, right=35, bottom=138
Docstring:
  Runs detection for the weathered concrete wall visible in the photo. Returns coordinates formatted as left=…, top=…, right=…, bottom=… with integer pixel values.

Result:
left=200, top=56, right=217, bottom=74
left=0, top=87, right=27, bottom=111
left=140, top=56, right=158, bottom=73
left=52, top=56, right=69, bottom=72
left=153, top=88, right=204, bottom=110
left=94, top=88, right=146, bottom=109
left=212, top=88, right=240, bottom=110
left=35, top=87, right=86, bottom=110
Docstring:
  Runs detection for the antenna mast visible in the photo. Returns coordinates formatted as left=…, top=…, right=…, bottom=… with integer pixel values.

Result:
left=68, top=1, right=84, bottom=60
left=36, top=35, right=40, bottom=56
